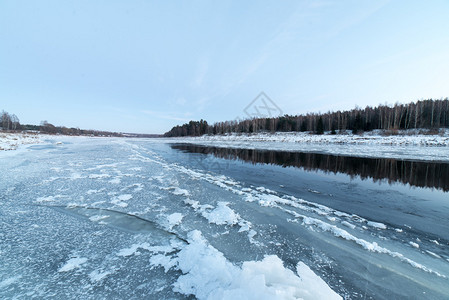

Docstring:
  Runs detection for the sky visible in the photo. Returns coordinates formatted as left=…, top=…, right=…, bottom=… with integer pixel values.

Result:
left=1, top=0, right=449, bottom=134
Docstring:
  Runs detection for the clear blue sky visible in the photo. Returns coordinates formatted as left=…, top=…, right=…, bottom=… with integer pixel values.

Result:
left=1, top=0, right=449, bottom=134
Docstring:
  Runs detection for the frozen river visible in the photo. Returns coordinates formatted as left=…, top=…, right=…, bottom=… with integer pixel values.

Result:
left=1, top=137, right=448, bottom=299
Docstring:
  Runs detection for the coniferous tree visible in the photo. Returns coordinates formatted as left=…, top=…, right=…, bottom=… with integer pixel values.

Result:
left=316, top=117, right=324, bottom=134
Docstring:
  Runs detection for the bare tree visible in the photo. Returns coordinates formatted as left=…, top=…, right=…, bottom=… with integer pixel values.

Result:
left=1, top=111, right=12, bottom=130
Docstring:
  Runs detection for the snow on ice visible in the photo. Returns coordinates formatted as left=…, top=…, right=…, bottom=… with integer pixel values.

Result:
left=58, top=257, right=88, bottom=272
left=150, top=230, right=341, bottom=300
left=2, top=135, right=448, bottom=299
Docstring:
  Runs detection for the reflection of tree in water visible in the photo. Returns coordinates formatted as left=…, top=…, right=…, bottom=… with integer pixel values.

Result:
left=172, top=144, right=449, bottom=192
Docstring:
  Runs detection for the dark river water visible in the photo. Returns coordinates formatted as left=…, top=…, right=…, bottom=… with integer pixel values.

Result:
left=167, top=143, right=449, bottom=298
left=171, top=144, right=449, bottom=192
left=169, top=144, right=449, bottom=238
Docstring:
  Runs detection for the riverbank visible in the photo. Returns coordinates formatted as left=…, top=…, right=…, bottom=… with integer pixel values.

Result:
left=166, top=129, right=449, bottom=162
left=177, top=129, right=449, bottom=146
left=0, top=132, right=42, bottom=151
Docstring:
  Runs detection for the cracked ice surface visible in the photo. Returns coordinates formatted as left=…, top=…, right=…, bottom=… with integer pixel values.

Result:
left=1, top=137, right=448, bottom=299
left=0, top=137, right=342, bottom=299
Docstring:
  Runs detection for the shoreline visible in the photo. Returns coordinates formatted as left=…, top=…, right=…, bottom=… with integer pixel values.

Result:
left=165, top=129, right=449, bottom=162
left=0, top=132, right=42, bottom=151
left=172, top=129, right=449, bottom=146
left=2, top=130, right=449, bottom=162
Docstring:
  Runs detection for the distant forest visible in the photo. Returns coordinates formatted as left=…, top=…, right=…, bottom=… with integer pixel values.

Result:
left=164, top=99, right=449, bottom=137
left=0, top=110, right=123, bottom=137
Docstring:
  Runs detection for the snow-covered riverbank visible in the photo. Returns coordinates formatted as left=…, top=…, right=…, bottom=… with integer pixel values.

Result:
left=0, top=133, right=114, bottom=153
left=175, top=129, right=449, bottom=146
left=166, top=130, right=449, bottom=162
left=0, top=132, right=42, bottom=151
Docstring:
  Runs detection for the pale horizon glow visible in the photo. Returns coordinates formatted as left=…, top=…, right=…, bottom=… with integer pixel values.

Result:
left=1, top=0, right=449, bottom=134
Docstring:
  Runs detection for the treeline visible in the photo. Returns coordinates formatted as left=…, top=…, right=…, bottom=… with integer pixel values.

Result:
left=165, top=99, right=449, bottom=136
left=1, top=110, right=123, bottom=137
left=164, top=120, right=209, bottom=137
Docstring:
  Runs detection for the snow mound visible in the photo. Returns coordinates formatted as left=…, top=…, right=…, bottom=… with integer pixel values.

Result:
left=152, top=230, right=341, bottom=300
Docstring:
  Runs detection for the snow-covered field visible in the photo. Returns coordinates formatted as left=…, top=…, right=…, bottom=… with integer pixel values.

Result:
left=0, top=132, right=42, bottom=151
left=168, top=130, right=449, bottom=162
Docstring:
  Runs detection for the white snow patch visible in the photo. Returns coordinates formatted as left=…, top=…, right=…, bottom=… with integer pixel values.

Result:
left=118, top=243, right=148, bottom=257
left=171, top=187, right=190, bottom=196
left=111, top=194, right=133, bottom=207
left=150, top=254, right=178, bottom=272
left=89, top=215, right=110, bottom=222
left=167, top=213, right=184, bottom=229
left=116, top=194, right=132, bottom=201
left=184, top=198, right=201, bottom=210
left=308, top=189, right=321, bottom=194
left=58, top=257, right=88, bottom=272
left=409, top=242, right=420, bottom=249
left=70, top=173, right=84, bottom=180
left=426, top=251, right=442, bottom=259
left=255, top=186, right=277, bottom=194
left=202, top=202, right=240, bottom=226
left=109, top=177, right=121, bottom=184
left=89, top=173, right=111, bottom=179
left=367, top=221, right=387, bottom=230
left=86, top=188, right=105, bottom=195
left=326, top=216, right=337, bottom=222
left=111, top=201, right=128, bottom=208
left=89, top=270, right=111, bottom=282
left=36, top=196, right=56, bottom=203
left=333, top=211, right=350, bottom=218
left=118, top=242, right=175, bottom=257
left=238, top=221, right=251, bottom=232
left=127, top=183, right=144, bottom=192
left=247, top=229, right=259, bottom=244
